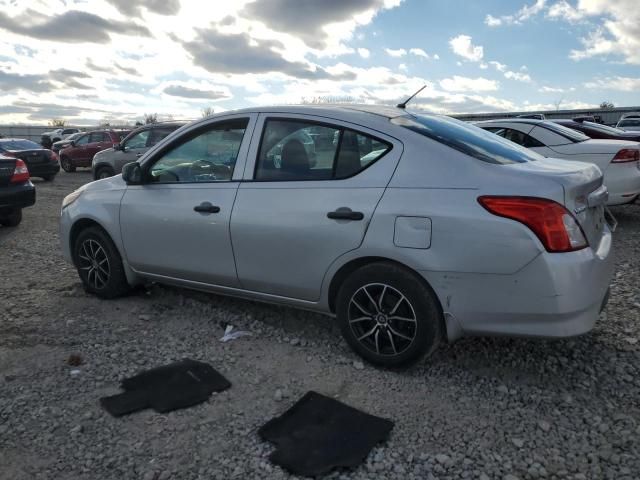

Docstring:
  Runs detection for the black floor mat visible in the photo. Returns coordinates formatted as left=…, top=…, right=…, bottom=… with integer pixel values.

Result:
left=100, top=358, right=231, bottom=417
left=259, top=391, right=394, bottom=477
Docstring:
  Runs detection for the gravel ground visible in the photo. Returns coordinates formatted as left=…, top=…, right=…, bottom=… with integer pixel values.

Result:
left=0, top=171, right=638, bottom=480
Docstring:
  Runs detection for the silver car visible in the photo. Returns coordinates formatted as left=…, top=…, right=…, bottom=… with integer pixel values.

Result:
left=60, top=105, right=614, bottom=366
left=92, top=122, right=184, bottom=179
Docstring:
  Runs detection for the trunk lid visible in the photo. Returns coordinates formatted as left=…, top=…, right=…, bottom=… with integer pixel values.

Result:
left=506, top=157, right=607, bottom=247
left=9, top=149, right=51, bottom=166
left=549, top=139, right=640, bottom=155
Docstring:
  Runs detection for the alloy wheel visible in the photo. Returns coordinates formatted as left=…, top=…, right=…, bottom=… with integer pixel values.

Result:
left=77, top=239, right=111, bottom=290
left=348, top=283, right=417, bottom=356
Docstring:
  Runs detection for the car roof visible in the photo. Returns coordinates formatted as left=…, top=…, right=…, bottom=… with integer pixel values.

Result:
left=475, top=118, right=550, bottom=128
left=204, top=104, right=410, bottom=120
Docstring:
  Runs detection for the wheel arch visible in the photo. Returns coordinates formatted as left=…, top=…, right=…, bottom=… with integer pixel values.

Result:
left=327, top=256, right=444, bottom=320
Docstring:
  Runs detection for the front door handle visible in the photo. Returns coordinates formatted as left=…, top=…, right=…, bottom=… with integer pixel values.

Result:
left=327, top=208, right=364, bottom=221
left=194, top=202, right=220, bottom=214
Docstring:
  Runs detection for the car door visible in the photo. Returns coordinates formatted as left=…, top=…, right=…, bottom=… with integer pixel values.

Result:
left=230, top=114, right=401, bottom=301
left=66, top=133, right=90, bottom=165
left=119, top=115, right=256, bottom=286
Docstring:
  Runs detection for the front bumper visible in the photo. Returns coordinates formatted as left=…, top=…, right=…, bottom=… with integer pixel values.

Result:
left=0, top=181, right=36, bottom=209
left=427, top=227, right=614, bottom=341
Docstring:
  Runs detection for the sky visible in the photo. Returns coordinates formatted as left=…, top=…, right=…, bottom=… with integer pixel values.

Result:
left=0, top=0, right=638, bottom=125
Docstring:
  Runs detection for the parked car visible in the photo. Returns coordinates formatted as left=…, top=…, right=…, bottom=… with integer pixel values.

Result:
left=552, top=119, right=640, bottom=143
left=616, top=114, right=640, bottom=132
left=52, top=132, right=85, bottom=154
left=59, top=130, right=130, bottom=172
left=41, top=127, right=81, bottom=149
left=0, top=138, right=60, bottom=181
left=477, top=119, right=640, bottom=205
left=60, top=106, right=613, bottom=366
left=92, top=123, right=184, bottom=179
left=0, top=156, right=35, bottom=226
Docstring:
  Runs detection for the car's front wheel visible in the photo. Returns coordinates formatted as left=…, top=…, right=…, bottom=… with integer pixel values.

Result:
left=73, top=226, right=130, bottom=299
left=60, top=156, right=76, bottom=172
left=0, top=208, right=22, bottom=227
left=336, top=262, right=443, bottom=367
left=95, top=166, right=115, bottom=180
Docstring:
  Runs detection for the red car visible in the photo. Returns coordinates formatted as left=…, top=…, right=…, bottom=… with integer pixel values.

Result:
left=59, top=130, right=130, bottom=172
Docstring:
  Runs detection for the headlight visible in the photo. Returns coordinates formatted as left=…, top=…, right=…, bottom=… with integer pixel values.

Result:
left=61, top=186, right=86, bottom=210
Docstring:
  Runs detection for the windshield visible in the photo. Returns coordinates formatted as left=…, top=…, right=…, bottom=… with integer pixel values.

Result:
left=619, top=119, right=640, bottom=127
left=0, top=139, right=42, bottom=150
left=540, top=122, right=589, bottom=142
left=63, top=133, right=83, bottom=141
left=392, top=114, right=542, bottom=164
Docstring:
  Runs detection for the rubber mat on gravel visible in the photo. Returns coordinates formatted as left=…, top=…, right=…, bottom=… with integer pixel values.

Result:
left=258, top=391, right=394, bottom=477
left=100, top=358, right=231, bottom=417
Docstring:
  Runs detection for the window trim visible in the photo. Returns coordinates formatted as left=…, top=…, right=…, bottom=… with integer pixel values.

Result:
left=140, top=117, right=251, bottom=185
left=251, top=116, right=392, bottom=183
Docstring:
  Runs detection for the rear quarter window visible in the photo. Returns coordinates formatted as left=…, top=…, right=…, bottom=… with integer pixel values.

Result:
left=393, top=115, right=541, bottom=164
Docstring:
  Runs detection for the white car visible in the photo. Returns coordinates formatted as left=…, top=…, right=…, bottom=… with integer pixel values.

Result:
left=616, top=114, right=640, bottom=132
left=42, top=127, right=81, bottom=143
left=477, top=119, right=640, bottom=205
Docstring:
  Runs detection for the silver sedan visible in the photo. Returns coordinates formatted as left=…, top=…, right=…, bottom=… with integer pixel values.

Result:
left=59, top=105, right=614, bottom=366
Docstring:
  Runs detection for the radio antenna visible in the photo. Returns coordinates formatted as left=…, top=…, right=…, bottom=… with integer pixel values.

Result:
left=396, top=84, right=426, bottom=109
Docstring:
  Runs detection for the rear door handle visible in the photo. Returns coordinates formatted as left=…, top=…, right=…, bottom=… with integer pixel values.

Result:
left=194, top=202, right=220, bottom=214
left=327, top=208, right=364, bottom=221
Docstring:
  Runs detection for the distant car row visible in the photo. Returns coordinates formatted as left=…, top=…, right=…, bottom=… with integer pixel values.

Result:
left=476, top=118, right=640, bottom=205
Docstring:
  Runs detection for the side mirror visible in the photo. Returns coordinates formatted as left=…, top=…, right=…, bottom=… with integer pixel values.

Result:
left=122, top=162, right=142, bottom=185
left=69, top=140, right=75, bottom=147
left=113, top=143, right=121, bottom=151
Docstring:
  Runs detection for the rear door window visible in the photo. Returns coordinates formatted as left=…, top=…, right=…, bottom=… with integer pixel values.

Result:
left=254, top=119, right=391, bottom=181
left=148, top=127, right=177, bottom=147
left=125, top=130, right=150, bottom=150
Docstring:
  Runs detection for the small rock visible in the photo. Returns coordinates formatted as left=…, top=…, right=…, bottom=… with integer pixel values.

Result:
left=497, top=385, right=509, bottom=394
left=290, top=338, right=300, bottom=346
left=512, top=438, right=524, bottom=448
left=139, top=314, right=151, bottom=321
left=353, top=361, right=365, bottom=370
left=274, top=389, right=283, bottom=402
left=70, top=369, right=81, bottom=376
left=435, top=454, right=450, bottom=465
left=538, top=420, right=551, bottom=432
left=70, top=425, right=83, bottom=434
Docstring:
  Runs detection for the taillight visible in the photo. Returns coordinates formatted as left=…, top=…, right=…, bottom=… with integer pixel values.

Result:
left=478, top=196, right=588, bottom=253
left=10, top=159, right=30, bottom=183
left=50, top=150, right=59, bottom=162
left=612, top=149, right=640, bottom=163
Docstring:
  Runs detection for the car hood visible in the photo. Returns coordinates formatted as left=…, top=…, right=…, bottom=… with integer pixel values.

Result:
left=94, top=147, right=115, bottom=158
left=550, top=139, right=640, bottom=155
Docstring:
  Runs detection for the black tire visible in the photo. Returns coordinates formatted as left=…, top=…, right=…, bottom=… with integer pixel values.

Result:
left=336, top=262, right=443, bottom=367
left=73, top=226, right=130, bottom=299
left=41, top=174, right=54, bottom=181
left=0, top=208, right=22, bottom=227
left=95, top=166, right=115, bottom=180
left=60, top=156, right=76, bottom=172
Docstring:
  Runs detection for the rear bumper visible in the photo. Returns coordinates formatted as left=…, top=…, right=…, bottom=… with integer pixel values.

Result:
left=604, top=163, right=640, bottom=205
left=0, top=181, right=36, bottom=210
left=26, top=162, right=60, bottom=177
left=425, top=227, right=614, bottom=341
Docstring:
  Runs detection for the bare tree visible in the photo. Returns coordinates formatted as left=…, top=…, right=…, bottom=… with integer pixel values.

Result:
left=553, top=98, right=563, bottom=111
left=49, top=118, right=66, bottom=127
left=144, top=113, right=158, bottom=124
left=599, top=101, right=614, bottom=109
left=201, top=107, right=215, bottom=118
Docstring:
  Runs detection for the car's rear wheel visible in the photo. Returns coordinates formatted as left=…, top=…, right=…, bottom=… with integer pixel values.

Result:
left=95, top=166, right=115, bottom=180
left=0, top=208, right=22, bottom=227
left=336, top=262, right=443, bottom=367
left=60, top=156, right=76, bottom=172
left=73, top=226, right=130, bottom=299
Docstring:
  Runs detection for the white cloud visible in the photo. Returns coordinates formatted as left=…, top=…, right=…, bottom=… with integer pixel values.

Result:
left=485, top=0, right=547, bottom=26
left=539, top=86, right=564, bottom=93
left=504, top=70, right=532, bottom=82
left=488, top=60, right=507, bottom=72
left=439, top=75, right=499, bottom=92
left=409, top=47, right=428, bottom=58
left=433, top=53, right=440, bottom=60
left=584, top=76, right=640, bottom=91
left=385, top=47, right=406, bottom=57
left=449, top=35, right=483, bottom=62
left=357, top=47, right=370, bottom=58
left=399, top=63, right=408, bottom=71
